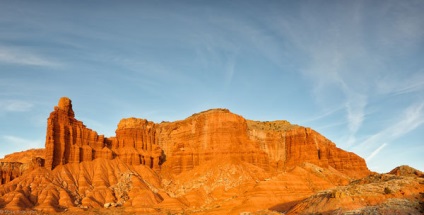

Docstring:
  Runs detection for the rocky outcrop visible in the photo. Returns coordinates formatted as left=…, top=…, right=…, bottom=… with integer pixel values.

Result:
left=0, top=159, right=165, bottom=212
left=286, top=171, right=424, bottom=215
left=156, top=109, right=370, bottom=178
left=389, top=165, right=424, bottom=177
left=0, top=97, right=379, bottom=213
left=44, top=97, right=164, bottom=170
left=157, top=109, right=271, bottom=175
left=0, top=157, right=44, bottom=185
left=0, top=162, right=23, bottom=185
left=0, top=149, right=45, bottom=185
left=43, top=97, right=369, bottom=178
left=110, top=118, right=163, bottom=171
left=247, top=121, right=370, bottom=178
left=0, top=148, right=44, bottom=164
left=44, top=97, right=105, bottom=169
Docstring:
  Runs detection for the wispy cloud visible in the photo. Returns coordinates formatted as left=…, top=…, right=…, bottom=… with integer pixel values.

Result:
left=377, top=1, right=424, bottom=53
left=366, top=143, right=387, bottom=162
left=224, top=54, right=237, bottom=86
left=0, top=135, right=43, bottom=159
left=0, top=46, right=59, bottom=67
left=344, top=93, right=367, bottom=135
left=391, top=102, right=424, bottom=137
left=298, top=30, right=369, bottom=145
left=358, top=102, right=424, bottom=157
left=0, top=100, right=33, bottom=112
left=300, top=105, right=344, bottom=124
left=273, top=1, right=423, bottom=152
left=377, top=72, right=424, bottom=96
left=2, top=135, right=42, bottom=148
left=267, top=2, right=374, bottom=145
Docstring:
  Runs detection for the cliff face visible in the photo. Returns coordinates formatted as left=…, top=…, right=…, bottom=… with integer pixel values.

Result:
left=43, top=97, right=369, bottom=178
left=44, top=97, right=107, bottom=169
left=247, top=121, right=370, bottom=178
left=0, top=156, right=44, bottom=185
left=0, top=149, right=45, bottom=164
left=157, top=109, right=271, bottom=175
left=110, top=118, right=163, bottom=171
left=0, top=97, right=379, bottom=213
left=44, top=98, right=164, bottom=171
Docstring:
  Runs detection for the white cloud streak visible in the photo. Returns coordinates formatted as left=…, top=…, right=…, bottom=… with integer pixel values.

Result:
left=2, top=135, right=42, bottom=148
left=0, top=47, right=59, bottom=67
left=377, top=72, right=424, bottom=96
left=366, top=143, right=387, bottom=162
left=267, top=2, right=375, bottom=144
left=273, top=1, right=423, bottom=152
left=300, top=105, right=344, bottom=124
left=345, top=93, right=367, bottom=135
left=359, top=102, right=424, bottom=156
left=0, top=100, right=33, bottom=112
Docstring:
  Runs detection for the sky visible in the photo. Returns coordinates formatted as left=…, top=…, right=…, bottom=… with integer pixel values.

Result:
left=0, top=0, right=423, bottom=173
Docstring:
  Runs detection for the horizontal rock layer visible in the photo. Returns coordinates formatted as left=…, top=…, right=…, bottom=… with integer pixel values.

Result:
left=44, top=98, right=370, bottom=179
left=0, top=157, right=44, bottom=185
left=2, top=97, right=414, bottom=214
left=44, top=97, right=163, bottom=171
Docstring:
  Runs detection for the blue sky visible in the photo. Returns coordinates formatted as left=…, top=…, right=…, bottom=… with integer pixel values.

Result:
left=0, top=0, right=423, bottom=173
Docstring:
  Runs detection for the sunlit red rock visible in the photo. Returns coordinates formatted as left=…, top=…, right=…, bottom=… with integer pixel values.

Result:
left=4, top=97, right=419, bottom=214
left=286, top=168, right=424, bottom=214
left=0, top=149, right=45, bottom=185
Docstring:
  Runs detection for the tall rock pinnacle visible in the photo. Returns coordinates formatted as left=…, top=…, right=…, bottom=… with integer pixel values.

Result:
left=57, top=97, right=75, bottom=118
left=45, top=97, right=104, bottom=169
left=44, top=97, right=164, bottom=170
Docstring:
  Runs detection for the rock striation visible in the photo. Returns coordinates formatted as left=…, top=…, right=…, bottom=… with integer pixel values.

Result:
left=44, top=98, right=369, bottom=178
left=0, top=148, right=45, bottom=164
left=45, top=97, right=108, bottom=169
left=157, top=109, right=271, bottom=175
left=247, top=120, right=370, bottom=178
left=286, top=167, right=424, bottom=214
left=0, top=157, right=44, bottom=185
left=44, top=97, right=163, bottom=171
left=0, top=97, right=380, bottom=213
left=0, top=149, right=45, bottom=185
left=110, top=118, right=163, bottom=171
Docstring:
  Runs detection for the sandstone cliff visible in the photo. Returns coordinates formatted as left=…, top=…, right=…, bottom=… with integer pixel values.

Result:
left=246, top=120, right=370, bottom=178
left=0, top=97, right=378, bottom=214
left=0, top=148, right=44, bottom=164
left=44, top=97, right=163, bottom=171
left=44, top=98, right=369, bottom=178
left=157, top=109, right=271, bottom=175
left=0, top=149, right=45, bottom=185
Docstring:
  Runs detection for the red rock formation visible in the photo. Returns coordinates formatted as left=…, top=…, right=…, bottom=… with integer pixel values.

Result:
left=0, top=157, right=44, bottom=185
left=0, top=162, right=23, bottom=185
left=44, top=97, right=164, bottom=171
left=0, top=97, right=379, bottom=213
left=286, top=171, right=424, bottom=214
left=44, top=98, right=369, bottom=178
left=388, top=165, right=424, bottom=177
left=0, top=148, right=45, bottom=163
left=247, top=121, right=370, bottom=178
left=157, top=109, right=271, bottom=175
left=0, top=159, right=164, bottom=212
left=0, top=149, right=45, bottom=186
left=44, top=97, right=104, bottom=169
left=110, top=118, right=163, bottom=171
